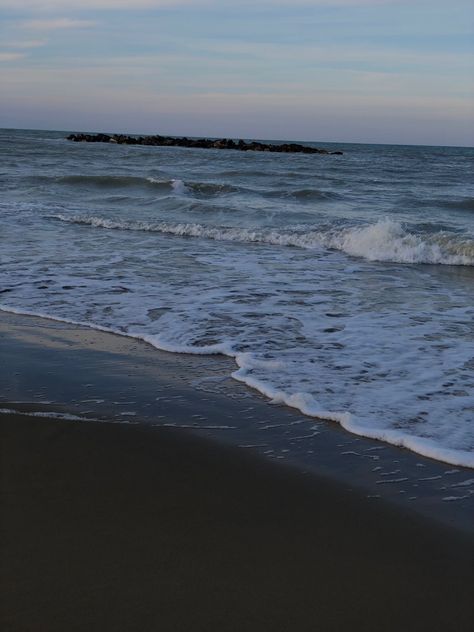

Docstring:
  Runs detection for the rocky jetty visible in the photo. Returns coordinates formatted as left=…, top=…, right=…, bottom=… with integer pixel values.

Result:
left=66, top=133, right=343, bottom=155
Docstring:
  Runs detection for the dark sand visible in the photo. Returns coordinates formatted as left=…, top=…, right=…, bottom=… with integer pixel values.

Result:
left=1, top=312, right=473, bottom=631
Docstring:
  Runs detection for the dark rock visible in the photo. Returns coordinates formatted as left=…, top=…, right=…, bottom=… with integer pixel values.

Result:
left=66, top=133, right=342, bottom=155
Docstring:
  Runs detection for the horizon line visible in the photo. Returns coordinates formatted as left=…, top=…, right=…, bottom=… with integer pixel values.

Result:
left=2, top=126, right=473, bottom=150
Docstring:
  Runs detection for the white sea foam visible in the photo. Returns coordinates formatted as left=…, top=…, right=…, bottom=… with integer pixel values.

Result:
left=2, top=304, right=473, bottom=469
left=232, top=354, right=474, bottom=468
left=0, top=408, right=98, bottom=422
left=451, top=478, right=474, bottom=487
left=0, top=304, right=233, bottom=356
left=170, top=178, right=188, bottom=194
left=48, top=214, right=474, bottom=266
left=322, top=220, right=474, bottom=265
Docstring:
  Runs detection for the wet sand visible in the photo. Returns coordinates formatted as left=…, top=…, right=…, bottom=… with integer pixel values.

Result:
left=1, top=311, right=473, bottom=631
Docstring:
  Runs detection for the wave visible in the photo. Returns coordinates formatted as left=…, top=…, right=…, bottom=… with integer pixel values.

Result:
left=147, top=178, right=239, bottom=196
left=2, top=304, right=473, bottom=469
left=29, top=174, right=243, bottom=196
left=26, top=173, right=345, bottom=202
left=232, top=357, right=474, bottom=469
left=29, top=174, right=185, bottom=192
left=445, top=197, right=474, bottom=212
left=29, top=173, right=331, bottom=200
left=49, top=214, right=474, bottom=266
left=324, top=220, right=474, bottom=265
left=187, top=182, right=240, bottom=196
left=266, top=188, right=342, bottom=201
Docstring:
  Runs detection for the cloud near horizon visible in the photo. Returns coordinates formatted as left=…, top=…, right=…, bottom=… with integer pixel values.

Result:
left=3, top=39, right=47, bottom=48
left=21, top=18, right=97, bottom=30
left=0, top=52, right=26, bottom=62
left=0, top=0, right=402, bottom=8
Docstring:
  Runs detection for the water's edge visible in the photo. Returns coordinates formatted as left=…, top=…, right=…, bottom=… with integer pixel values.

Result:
left=2, top=304, right=472, bottom=469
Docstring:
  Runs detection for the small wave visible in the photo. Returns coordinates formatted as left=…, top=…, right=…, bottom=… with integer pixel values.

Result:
left=30, top=174, right=188, bottom=193
left=293, top=188, right=341, bottom=200
left=170, top=178, right=188, bottom=194
left=27, top=174, right=255, bottom=199
left=444, top=197, right=474, bottom=212
left=48, top=214, right=474, bottom=266
left=61, top=175, right=159, bottom=188
left=266, top=188, right=342, bottom=201
left=48, top=213, right=320, bottom=248
left=153, top=178, right=241, bottom=196
left=189, top=182, right=239, bottom=196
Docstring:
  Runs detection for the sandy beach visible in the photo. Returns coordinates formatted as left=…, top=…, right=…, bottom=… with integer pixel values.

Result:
left=1, top=311, right=473, bottom=631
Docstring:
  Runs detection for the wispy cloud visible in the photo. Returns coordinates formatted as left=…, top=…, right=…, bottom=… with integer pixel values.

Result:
left=190, top=38, right=474, bottom=72
left=0, top=0, right=198, bottom=8
left=0, top=52, right=27, bottom=62
left=0, top=0, right=401, bottom=8
left=21, top=18, right=97, bottom=30
left=4, top=39, right=47, bottom=48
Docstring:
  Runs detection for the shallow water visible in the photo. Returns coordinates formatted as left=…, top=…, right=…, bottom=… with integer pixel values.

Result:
left=1, top=128, right=473, bottom=466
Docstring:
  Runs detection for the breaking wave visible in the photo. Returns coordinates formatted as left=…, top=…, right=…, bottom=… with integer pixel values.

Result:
left=49, top=214, right=474, bottom=266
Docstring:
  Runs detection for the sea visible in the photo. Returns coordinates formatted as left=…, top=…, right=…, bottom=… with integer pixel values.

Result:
left=1, top=128, right=473, bottom=468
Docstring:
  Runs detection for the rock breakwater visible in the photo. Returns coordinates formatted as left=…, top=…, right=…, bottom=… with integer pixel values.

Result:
left=66, top=133, right=343, bottom=155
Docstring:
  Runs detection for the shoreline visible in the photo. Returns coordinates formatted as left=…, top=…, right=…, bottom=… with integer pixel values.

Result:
left=1, top=308, right=473, bottom=532
left=1, top=309, right=473, bottom=629
left=2, top=304, right=473, bottom=470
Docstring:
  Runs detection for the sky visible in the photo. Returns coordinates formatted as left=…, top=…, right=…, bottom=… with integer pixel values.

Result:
left=1, top=0, right=473, bottom=145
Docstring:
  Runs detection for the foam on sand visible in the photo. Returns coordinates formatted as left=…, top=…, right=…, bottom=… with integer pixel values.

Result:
left=2, top=305, right=473, bottom=469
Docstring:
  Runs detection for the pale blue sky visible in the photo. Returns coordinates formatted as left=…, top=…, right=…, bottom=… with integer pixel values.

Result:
left=1, top=1, right=473, bottom=145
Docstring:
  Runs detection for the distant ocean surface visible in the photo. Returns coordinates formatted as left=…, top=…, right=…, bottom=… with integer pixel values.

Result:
left=1, top=128, right=473, bottom=467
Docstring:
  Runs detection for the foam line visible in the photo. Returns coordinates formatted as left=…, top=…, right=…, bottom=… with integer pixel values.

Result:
left=2, top=304, right=473, bottom=469
left=48, top=215, right=474, bottom=266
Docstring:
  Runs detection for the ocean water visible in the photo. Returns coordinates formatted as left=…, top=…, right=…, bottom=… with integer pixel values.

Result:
left=1, top=128, right=473, bottom=467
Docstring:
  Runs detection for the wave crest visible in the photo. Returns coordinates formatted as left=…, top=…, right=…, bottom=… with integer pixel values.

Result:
left=323, top=220, right=474, bottom=265
left=49, top=214, right=474, bottom=266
